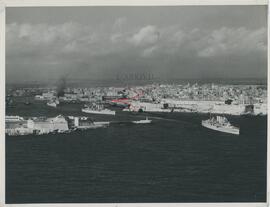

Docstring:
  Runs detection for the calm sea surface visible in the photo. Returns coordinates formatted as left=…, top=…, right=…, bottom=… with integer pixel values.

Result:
left=6, top=98, right=267, bottom=203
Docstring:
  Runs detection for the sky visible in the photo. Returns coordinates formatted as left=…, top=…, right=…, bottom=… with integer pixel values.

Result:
left=6, top=6, right=267, bottom=84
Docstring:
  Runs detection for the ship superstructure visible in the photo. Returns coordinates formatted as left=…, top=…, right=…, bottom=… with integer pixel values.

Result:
left=82, top=103, right=116, bottom=115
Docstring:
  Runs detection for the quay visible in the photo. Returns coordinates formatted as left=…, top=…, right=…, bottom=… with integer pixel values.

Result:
left=5, top=115, right=152, bottom=136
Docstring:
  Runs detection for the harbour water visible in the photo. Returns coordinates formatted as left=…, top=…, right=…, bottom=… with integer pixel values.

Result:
left=6, top=99, right=267, bottom=203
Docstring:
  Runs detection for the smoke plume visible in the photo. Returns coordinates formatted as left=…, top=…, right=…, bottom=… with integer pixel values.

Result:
left=57, top=76, right=67, bottom=97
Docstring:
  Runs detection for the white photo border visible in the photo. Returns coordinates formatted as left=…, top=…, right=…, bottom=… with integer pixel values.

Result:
left=0, top=0, right=268, bottom=207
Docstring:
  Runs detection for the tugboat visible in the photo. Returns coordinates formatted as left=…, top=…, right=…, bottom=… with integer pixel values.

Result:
left=202, top=115, right=240, bottom=135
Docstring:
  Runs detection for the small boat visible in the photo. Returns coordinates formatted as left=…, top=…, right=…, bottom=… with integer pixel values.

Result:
left=47, top=99, right=59, bottom=108
left=47, top=101, right=57, bottom=108
left=132, top=117, right=152, bottom=124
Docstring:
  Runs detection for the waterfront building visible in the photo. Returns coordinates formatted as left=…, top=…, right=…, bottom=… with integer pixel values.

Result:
left=33, top=115, right=69, bottom=134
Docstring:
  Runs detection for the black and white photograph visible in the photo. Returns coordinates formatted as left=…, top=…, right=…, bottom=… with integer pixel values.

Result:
left=3, top=2, right=268, bottom=205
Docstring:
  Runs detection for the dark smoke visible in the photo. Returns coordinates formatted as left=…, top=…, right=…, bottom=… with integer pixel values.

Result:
left=57, top=76, right=67, bottom=97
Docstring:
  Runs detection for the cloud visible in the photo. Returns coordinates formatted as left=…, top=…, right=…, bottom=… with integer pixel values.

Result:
left=6, top=22, right=107, bottom=60
left=113, top=17, right=127, bottom=31
left=128, top=25, right=160, bottom=46
left=6, top=21, right=267, bottom=82
left=142, top=46, right=158, bottom=57
left=110, top=33, right=124, bottom=43
left=198, top=27, right=267, bottom=57
left=7, top=22, right=84, bottom=46
left=7, top=22, right=266, bottom=60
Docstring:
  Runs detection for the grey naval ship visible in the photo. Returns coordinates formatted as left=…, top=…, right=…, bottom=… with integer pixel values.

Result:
left=202, top=115, right=240, bottom=135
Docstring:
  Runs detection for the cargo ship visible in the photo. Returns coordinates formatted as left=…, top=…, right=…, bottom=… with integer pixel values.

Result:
left=82, top=103, right=116, bottom=115
left=201, top=115, right=240, bottom=135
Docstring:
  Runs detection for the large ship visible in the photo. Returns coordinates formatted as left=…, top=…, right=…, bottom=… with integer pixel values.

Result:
left=201, top=115, right=240, bottom=135
left=82, top=103, right=116, bottom=115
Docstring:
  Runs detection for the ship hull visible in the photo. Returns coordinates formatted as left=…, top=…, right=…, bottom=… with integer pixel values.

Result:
left=47, top=103, right=57, bottom=108
left=82, top=109, right=116, bottom=115
left=201, top=121, right=239, bottom=135
left=132, top=120, right=152, bottom=124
